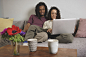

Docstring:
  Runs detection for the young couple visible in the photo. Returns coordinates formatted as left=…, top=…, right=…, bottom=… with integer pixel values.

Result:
left=23, top=2, right=73, bottom=43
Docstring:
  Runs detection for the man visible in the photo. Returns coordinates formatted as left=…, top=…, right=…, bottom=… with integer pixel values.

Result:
left=24, top=2, right=48, bottom=42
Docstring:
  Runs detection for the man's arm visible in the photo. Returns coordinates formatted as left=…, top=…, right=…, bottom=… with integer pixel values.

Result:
left=23, top=23, right=30, bottom=32
left=23, top=15, right=33, bottom=32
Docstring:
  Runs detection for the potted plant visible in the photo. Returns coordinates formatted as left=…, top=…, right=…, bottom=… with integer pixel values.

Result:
left=0, top=25, right=25, bottom=55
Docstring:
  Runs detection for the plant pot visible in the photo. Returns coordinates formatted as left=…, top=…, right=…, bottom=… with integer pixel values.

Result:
left=11, top=41, right=20, bottom=55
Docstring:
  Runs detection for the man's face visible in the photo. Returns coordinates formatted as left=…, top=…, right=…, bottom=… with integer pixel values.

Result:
left=39, top=5, right=45, bottom=16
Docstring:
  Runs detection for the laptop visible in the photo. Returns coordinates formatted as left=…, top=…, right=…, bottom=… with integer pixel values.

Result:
left=51, top=18, right=77, bottom=35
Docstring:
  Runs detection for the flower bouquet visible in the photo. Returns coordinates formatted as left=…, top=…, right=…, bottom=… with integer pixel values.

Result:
left=0, top=25, right=25, bottom=55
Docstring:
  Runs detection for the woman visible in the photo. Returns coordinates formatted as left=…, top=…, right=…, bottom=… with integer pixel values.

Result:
left=43, top=7, right=74, bottom=43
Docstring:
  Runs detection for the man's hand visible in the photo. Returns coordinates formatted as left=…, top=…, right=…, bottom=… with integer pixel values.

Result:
left=47, top=29, right=52, bottom=33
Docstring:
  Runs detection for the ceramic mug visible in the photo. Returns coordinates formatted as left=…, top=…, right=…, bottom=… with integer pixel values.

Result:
left=27, top=39, right=37, bottom=52
left=48, top=39, right=59, bottom=54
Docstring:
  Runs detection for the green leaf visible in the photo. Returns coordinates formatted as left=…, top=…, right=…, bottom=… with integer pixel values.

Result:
left=9, top=38, right=12, bottom=40
left=14, top=39, right=17, bottom=42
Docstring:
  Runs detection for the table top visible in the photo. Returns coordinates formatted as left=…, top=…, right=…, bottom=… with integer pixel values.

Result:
left=0, top=45, right=77, bottom=57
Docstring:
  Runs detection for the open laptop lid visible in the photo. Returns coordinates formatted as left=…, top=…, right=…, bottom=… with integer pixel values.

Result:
left=51, top=18, right=77, bottom=35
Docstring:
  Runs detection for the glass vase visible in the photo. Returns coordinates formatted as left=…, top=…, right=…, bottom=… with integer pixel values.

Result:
left=11, top=41, right=20, bottom=55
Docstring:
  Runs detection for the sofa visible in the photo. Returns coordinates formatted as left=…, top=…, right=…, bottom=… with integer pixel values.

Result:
left=0, top=19, right=86, bottom=57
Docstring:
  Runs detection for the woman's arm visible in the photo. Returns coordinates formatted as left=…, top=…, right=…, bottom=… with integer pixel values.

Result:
left=43, top=21, right=52, bottom=33
left=43, top=21, right=48, bottom=29
left=47, top=29, right=52, bottom=33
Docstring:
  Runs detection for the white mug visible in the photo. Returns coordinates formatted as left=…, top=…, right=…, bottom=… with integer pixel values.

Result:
left=48, top=39, right=59, bottom=54
left=27, top=39, right=37, bottom=52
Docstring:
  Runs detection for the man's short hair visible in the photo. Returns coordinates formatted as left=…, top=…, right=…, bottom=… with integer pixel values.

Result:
left=35, top=2, right=48, bottom=19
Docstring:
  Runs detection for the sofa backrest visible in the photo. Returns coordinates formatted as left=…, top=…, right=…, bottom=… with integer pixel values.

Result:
left=13, top=20, right=25, bottom=30
left=0, top=18, right=80, bottom=43
left=15, top=19, right=80, bottom=35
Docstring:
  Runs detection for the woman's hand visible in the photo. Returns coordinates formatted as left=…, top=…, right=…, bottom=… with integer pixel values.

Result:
left=47, top=29, right=52, bottom=33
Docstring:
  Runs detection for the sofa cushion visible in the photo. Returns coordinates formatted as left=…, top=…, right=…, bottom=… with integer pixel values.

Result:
left=0, top=18, right=14, bottom=32
left=13, top=20, right=25, bottom=30
left=75, top=18, right=86, bottom=37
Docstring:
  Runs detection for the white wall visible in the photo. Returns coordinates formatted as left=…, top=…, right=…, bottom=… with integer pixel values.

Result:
left=2, top=0, right=86, bottom=21
left=0, top=0, right=3, bottom=17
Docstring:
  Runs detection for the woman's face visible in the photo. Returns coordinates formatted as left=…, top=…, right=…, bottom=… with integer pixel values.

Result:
left=51, top=9, right=57, bottom=20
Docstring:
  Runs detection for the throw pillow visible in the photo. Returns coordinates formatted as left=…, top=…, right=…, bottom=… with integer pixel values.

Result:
left=75, top=18, right=86, bottom=37
left=0, top=18, right=14, bottom=32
